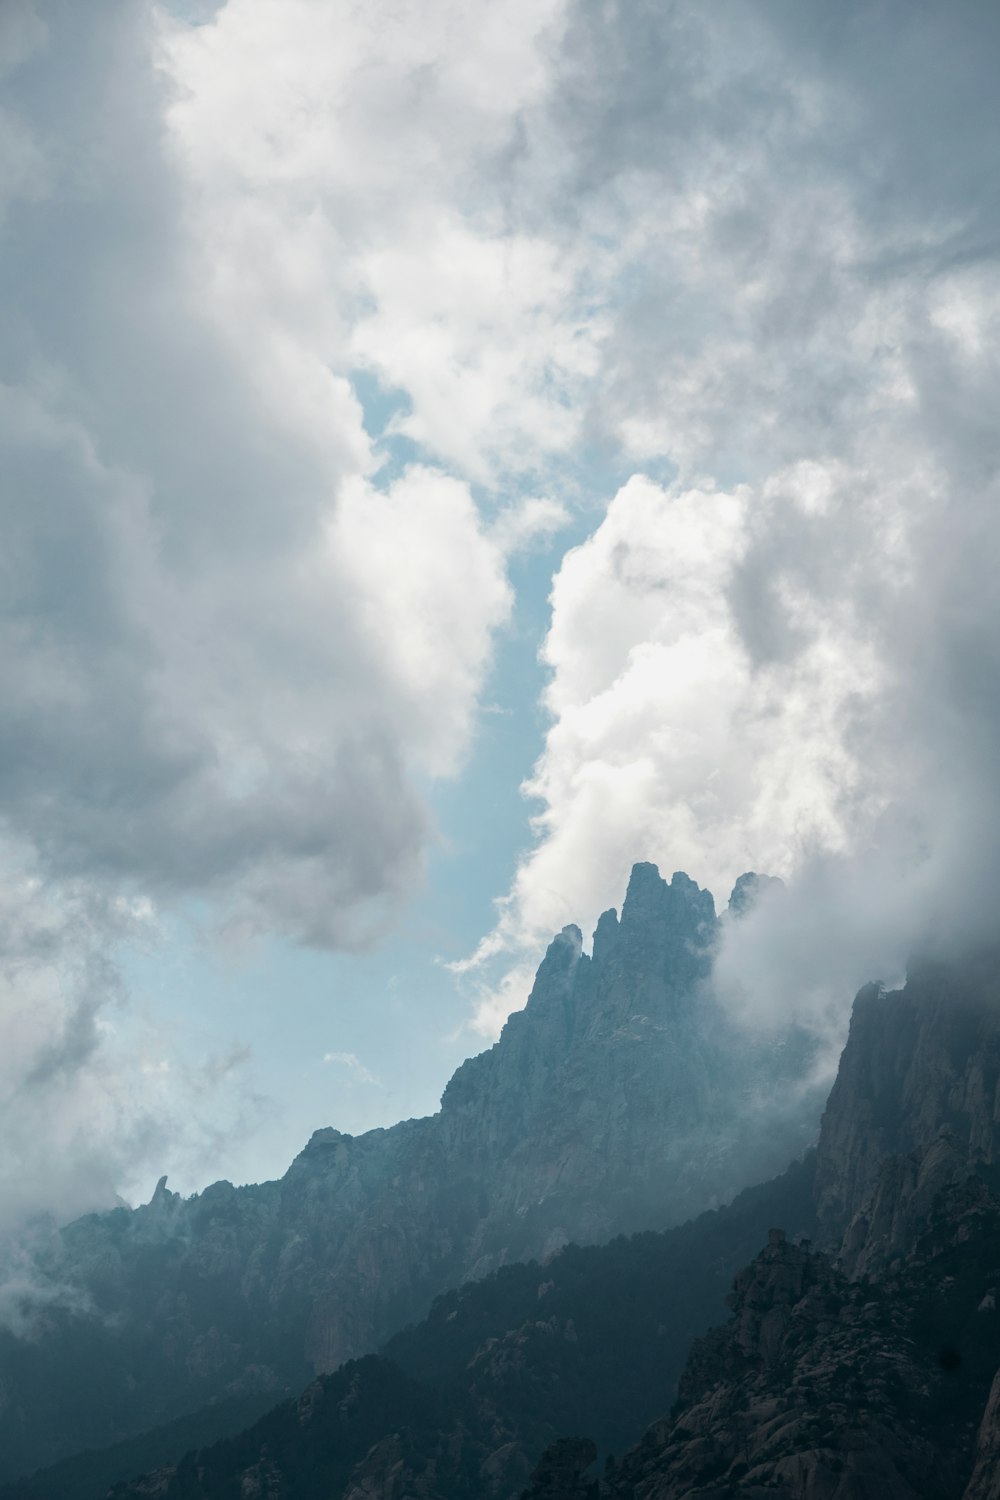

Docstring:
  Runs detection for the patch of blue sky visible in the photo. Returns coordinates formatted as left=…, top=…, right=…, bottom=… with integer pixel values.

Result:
left=350, top=368, right=423, bottom=487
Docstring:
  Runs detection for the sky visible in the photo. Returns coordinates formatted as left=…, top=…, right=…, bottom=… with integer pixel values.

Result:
left=1, top=0, right=1000, bottom=1221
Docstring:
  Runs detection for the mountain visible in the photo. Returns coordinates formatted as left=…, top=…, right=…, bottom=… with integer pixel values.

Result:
left=0, top=863, right=822, bottom=1482
left=9, top=1159, right=812, bottom=1500
left=102, top=945, right=1000, bottom=1500
left=814, top=950, right=1000, bottom=1271
left=604, top=1195, right=998, bottom=1499
left=541, top=946, right=1000, bottom=1498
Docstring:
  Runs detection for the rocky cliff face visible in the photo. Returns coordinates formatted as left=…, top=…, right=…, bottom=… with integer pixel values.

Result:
left=522, top=948, right=1000, bottom=1500
left=438, top=864, right=816, bottom=1271
left=813, top=949, right=1000, bottom=1271
left=0, top=864, right=822, bottom=1482
left=606, top=1226, right=962, bottom=1499
left=965, top=1365, right=1000, bottom=1500
left=595, top=1167, right=1000, bottom=1499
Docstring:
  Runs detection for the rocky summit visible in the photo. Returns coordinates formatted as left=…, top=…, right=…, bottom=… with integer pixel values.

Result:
left=0, top=864, right=822, bottom=1481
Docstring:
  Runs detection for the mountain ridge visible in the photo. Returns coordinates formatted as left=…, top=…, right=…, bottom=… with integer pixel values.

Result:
left=0, top=863, right=822, bottom=1481
left=94, top=945, right=1000, bottom=1500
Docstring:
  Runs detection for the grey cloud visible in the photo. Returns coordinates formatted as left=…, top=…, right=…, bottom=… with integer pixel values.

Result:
left=546, top=1, right=1000, bottom=248
left=465, top=0, right=1000, bottom=1051
left=652, top=5, right=1000, bottom=1020
left=754, top=1, right=1000, bottom=243
left=0, top=868, right=273, bottom=1246
left=500, top=1, right=1000, bottom=481
left=0, top=882, right=150, bottom=1228
left=0, top=1, right=434, bottom=949
left=0, top=0, right=527, bottom=1236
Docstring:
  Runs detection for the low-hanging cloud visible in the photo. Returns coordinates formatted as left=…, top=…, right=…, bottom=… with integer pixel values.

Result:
left=0, top=862, right=288, bottom=1244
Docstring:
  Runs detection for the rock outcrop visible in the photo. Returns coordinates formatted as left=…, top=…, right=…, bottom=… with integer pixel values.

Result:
left=965, top=1366, right=1000, bottom=1500
left=611, top=1229, right=959, bottom=1499
left=0, top=864, right=822, bottom=1481
left=813, top=950, right=1000, bottom=1271
left=588, top=949, right=1000, bottom=1499
left=522, top=1439, right=599, bottom=1500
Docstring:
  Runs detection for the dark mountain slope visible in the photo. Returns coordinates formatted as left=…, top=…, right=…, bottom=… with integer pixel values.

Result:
left=72, top=949, right=1000, bottom=1500
left=76, top=1158, right=813, bottom=1500
left=0, top=864, right=822, bottom=1481
left=525, top=947, right=1000, bottom=1498
left=0, top=1395, right=279, bottom=1500
left=607, top=1189, right=1000, bottom=1499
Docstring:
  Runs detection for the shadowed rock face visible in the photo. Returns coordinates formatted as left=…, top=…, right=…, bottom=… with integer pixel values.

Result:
left=966, top=1365, right=1000, bottom=1500
left=575, top=951, right=1000, bottom=1500
left=602, top=1167, right=1000, bottom=1500
left=813, top=950, right=1000, bottom=1272
left=522, top=1438, right=599, bottom=1500
left=608, top=1230, right=959, bottom=1500
left=0, top=864, right=822, bottom=1481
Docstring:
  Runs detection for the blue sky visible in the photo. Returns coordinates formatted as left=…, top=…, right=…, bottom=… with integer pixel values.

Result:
left=2, top=0, right=1000, bottom=1219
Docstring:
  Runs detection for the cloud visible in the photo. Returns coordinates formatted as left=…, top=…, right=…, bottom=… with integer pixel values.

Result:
left=323, top=1051, right=380, bottom=1087
left=0, top=0, right=605, bottom=976
left=0, top=854, right=280, bottom=1255
left=156, top=0, right=595, bottom=487
left=4, top=0, right=1000, bottom=1228
left=489, top=497, right=571, bottom=557
left=0, top=0, right=590, bottom=1229
left=458, top=0, right=1000, bottom=1046
left=0, top=0, right=594, bottom=921
left=459, top=471, right=889, bottom=972
left=0, top=3, right=530, bottom=953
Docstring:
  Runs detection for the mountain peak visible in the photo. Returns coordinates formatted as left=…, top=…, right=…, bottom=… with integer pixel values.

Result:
left=624, top=858, right=665, bottom=898
left=523, top=923, right=583, bottom=1012
left=592, top=907, right=620, bottom=964
left=620, top=862, right=715, bottom=932
left=615, top=863, right=716, bottom=1003
left=0, top=855, right=825, bottom=1481
left=727, top=870, right=783, bottom=918
left=557, top=922, right=583, bottom=950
